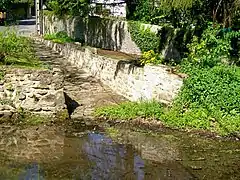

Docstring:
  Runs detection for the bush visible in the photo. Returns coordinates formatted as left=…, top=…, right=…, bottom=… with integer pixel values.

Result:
left=128, top=21, right=160, bottom=53
left=161, top=64, right=240, bottom=135
left=0, top=29, right=41, bottom=67
left=46, top=0, right=90, bottom=17
left=140, top=50, right=163, bottom=65
left=177, top=65, right=240, bottom=114
left=185, top=24, right=240, bottom=68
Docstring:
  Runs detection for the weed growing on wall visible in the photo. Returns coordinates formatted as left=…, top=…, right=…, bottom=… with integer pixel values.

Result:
left=140, top=50, right=163, bottom=65
left=44, top=31, right=74, bottom=44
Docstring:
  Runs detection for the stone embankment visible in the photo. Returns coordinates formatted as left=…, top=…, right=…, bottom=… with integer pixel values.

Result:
left=34, top=38, right=183, bottom=105
left=0, top=68, right=67, bottom=121
left=0, top=37, right=183, bottom=121
left=33, top=41, right=126, bottom=120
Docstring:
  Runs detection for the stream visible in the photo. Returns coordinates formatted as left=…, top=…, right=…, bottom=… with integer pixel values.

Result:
left=0, top=121, right=239, bottom=180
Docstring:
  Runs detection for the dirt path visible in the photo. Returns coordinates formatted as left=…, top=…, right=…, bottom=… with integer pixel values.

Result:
left=33, top=41, right=126, bottom=120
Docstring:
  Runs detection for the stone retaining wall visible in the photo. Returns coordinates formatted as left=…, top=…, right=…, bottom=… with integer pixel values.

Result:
left=0, top=68, right=67, bottom=120
left=43, top=16, right=142, bottom=55
left=36, top=38, right=183, bottom=104
left=43, top=15, right=182, bottom=61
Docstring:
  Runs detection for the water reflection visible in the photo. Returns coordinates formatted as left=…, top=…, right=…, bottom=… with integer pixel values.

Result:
left=0, top=125, right=238, bottom=180
left=84, top=133, right=145, bottom=179
left=19, top=163, right=44, bottom=180
left=3, top=131, right=192, bottom=180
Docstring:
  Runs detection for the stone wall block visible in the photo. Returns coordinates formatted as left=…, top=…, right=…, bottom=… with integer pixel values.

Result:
left=1, top=68, right=66, bottom=117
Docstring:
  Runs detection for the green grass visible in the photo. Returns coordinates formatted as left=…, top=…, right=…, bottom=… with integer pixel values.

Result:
left=43, top=31, right=74, bottom=44
left=95, top=101, right=240, bottom=136
left=0, top=29, right=43, bottom=69
left=95, top=101, right=163, bottom=120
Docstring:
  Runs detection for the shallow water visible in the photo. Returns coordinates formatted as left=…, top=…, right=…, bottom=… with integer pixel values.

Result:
left=0, top=123, right=239, bottom=180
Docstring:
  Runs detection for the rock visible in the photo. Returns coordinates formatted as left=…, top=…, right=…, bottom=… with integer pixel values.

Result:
left=0, top=105, right=15, bottom=112
left=38, top=94, right=56, bottom=107
left=190, top=166, right=202, bottom=170
left=42, top=107, right=56, bottom=111
left=28, top=93, right=34, bottom=98
left=52, top=68, right=61, bottom=73
left=34, top=107, right=42, bottom=112
left=54, top=89, right=66, bottom=109
left=0, top=92, right=5, bottom=99
left=0, top=86, right=4, bottom=92
left=0, top=111, right=13, bottom=118
left=36, top=90, right=48, bottom=96
left=32, top=84, right=50, bottom=90
left=74, top=42, right=81, bottom=46
left=19, top=93, right=26, bottom=100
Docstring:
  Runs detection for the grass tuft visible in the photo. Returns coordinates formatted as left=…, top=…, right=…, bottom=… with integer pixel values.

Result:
left=43, top=31, right=74, bottom=44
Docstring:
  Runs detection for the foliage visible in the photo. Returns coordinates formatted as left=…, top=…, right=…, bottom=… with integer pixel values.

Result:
left=13, top=0, right=34, bottom=7
left=140, top=50, right=163, bottom=65
left=95, top=101, right=163, bottom=120
left=0, top=0, right=13, bottom=11
left=43, top=31, right=74, bottom=44
left=128, top=21, right=160, bottom=53
left=176, top=65, right=240, bottom=115
left=0, top=29, right=41, bottom=68
left=159, top=65, right=240, bottom=135
left=0, top=68, right=4, bottom=80
left=128, top=0, right=240, bottom=29
left=184, top=24, right=240, bottom=67
left=161, top=107, right=240, bottom=135
left=45, top=0, right=90, bottom=17
left=129, top=0, right=198, bottom=27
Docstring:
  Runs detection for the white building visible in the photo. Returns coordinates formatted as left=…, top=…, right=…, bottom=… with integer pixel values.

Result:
left=90, top=0, right=127, bottom=18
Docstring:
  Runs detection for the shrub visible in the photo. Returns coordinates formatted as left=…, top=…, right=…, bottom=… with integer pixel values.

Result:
left=140, top=50, right=163, bottom=65
left=46, top=0, right=90, bottom=17
left=0, top=29, right=41, bottom=67
left=185, top=24, right=240, bottom=68
left=128, top=21, right=160, bottom=53
left=160, top=64, right=240, bottom=135
left=176, top=65, right=240, bottom=114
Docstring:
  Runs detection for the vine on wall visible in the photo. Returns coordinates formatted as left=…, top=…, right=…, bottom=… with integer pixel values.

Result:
left=128, top=21, right=160, bottom=53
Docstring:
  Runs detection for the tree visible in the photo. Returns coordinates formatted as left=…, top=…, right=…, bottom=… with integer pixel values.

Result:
left=46, top=0, right=90, bottom=17
left=0, top=0, right=13, bottom=11
left=130, top=0, right=240, bottom=28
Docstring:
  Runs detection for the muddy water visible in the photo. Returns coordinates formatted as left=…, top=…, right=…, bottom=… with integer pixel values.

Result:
left=0, top=123, right=239, bottom=180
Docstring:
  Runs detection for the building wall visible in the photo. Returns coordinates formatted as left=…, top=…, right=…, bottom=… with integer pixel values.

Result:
left=90, top=0, right=127, bottom=17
